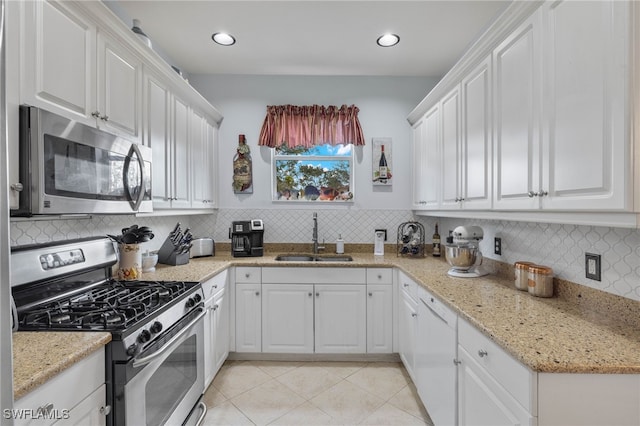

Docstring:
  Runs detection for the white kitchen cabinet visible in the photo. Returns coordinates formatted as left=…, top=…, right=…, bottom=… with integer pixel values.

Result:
left=460, top=56, right=492, bottom=209
left=21, top=0, right=142, bottom=143
left=366, top=268, right=393, bottom=354
left=493, top=8, right=542, bottom=210
left=203, top=271, right=229, bottom=387
left=398, top=272, right=418, bottom=381
left=262, top=283, right=314, bottom=353
left=415, top=286, right=457, bottom=426
left=314, top=284, right=367, bottom=354
left=14, top=350, right=107, bottom=426
left=191, top=110, right=217, bottom=209
left=412, top=105, right=440, bottom=209
left=235, top=283, right=262, bottom=353
left=539, top=0, right=629, bottom=210
left=440, top=86, right=462, bottom=209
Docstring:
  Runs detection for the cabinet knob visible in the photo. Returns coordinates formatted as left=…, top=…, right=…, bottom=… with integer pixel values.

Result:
left=316, top=292, right=320, bottom=297
left=245, top=273, right=250, bottom=278
left=38, top=403, right=54, bottom=416
left=100, top=405, right=112, bottom=416
left=91, top=111, right=100, bottom=118
left=453, top=359, right=462, bottom=365
left=411, top=312, right=417, bottom=317
left=213, top=284, right=217, bottom=288
left=528, top=191, right=538, bottom=198
left=478, top=349, right=488, bottom=358
left=430, top=297, right=434, bottom=303
left=100, top=114, right=109, bottom=121
left=10, top=183, right=23, bottom=192
left=403, top=283, right=409, bottom=287
left=377, top=274, right=382, bottom=279
left=213, top=304, right=219, bottom=310
left=308, top=292, right=313, bottom=297
left=255, top=291, right=260, bottom=296
left=539, top=189, right=548, bottom=196
left=368, top=292, right=373, bottom=297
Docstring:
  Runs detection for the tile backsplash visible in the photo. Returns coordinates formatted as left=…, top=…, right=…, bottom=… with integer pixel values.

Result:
left=10, top=210, right=640, bottom=302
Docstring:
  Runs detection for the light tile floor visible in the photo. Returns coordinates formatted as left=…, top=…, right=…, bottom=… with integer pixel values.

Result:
left=202, top=360, right=434, bottom=426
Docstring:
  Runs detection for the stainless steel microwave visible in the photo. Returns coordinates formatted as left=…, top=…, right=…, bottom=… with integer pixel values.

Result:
left=12, top=106, right=152, bottom=216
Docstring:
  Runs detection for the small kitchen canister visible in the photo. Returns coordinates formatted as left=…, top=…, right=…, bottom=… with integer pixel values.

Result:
left=514, top=261, right=535, bottom=291
left=527, top=264, right=554, bottom=297
left=118, top=243, right=142, bottom=280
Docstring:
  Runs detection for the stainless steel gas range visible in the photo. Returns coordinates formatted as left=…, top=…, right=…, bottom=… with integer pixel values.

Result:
left=10, top=237, right=207, bottom=426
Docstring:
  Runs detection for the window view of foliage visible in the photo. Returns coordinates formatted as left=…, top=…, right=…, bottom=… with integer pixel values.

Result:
left=274, top=144, right=353, bottom=201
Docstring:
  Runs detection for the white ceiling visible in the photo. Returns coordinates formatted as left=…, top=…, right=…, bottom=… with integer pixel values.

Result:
left=111, top=1, right=511, bottom=77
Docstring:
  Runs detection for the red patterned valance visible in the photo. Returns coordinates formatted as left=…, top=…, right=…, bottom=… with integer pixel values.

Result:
left=258, top=104, right=365, bottom=148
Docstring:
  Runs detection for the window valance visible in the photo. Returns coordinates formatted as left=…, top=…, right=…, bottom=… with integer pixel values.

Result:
left=258, top=104, right=366, bottom=148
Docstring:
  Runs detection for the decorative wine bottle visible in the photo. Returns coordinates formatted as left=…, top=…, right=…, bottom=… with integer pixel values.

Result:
left=233, top=134, right=253, bottom=193
left=432, top=223, right=441, bottom=257
left=378, top=145, right=388, bottom=183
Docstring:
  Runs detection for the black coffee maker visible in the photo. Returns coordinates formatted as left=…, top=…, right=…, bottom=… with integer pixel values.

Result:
left=230, top=219, right=264, bottom=257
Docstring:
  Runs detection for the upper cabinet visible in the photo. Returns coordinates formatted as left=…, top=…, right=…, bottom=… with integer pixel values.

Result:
left=21, top=0, right=143, bottom=143
left=412, top=105, right=440, bottom=209
left=408, top=0, right=637, bottom=225
left=17, top=0, right=223, bottom=214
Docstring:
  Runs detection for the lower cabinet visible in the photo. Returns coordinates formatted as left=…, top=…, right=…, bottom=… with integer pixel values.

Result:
left=203, top=270, right=229, bottom=386
left=398, top=273, right=418, bottom=381
left=14, top=350, right=107, bottom=426
left=314, top=284, right=367, bottom=354
left=262, top=283, right=314, bottom=353
left=235, top=283, right=262, bottom=353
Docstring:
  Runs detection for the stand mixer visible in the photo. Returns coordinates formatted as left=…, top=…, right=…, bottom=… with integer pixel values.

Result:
left=445, top=225, right=489, bottom=278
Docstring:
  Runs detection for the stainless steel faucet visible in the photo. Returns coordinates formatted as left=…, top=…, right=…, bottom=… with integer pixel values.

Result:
left=312, top=212, right=325, bottom=254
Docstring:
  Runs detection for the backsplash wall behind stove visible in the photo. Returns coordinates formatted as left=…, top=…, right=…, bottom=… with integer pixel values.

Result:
left=10, top=210, right=640, bottom=302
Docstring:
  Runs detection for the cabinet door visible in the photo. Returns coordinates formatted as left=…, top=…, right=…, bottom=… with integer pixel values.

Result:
left=540, top=0, right=629, bottom=210
left=422, top=105, right=441, bottom=209
left=204, top=299, right=215, bottom=387
left=190, top=109, right=206, bottom=208
left=366, top=284, right=393, bottom=354
left=55, top=384, right=107, bottom=426
left=213, top=287, right=229, bottom=373
left=21, top=0, right=96, bottom=122
left=171, top=96, right=192, bottom=209
left=144, top=73, right=172, bottom=209
left=493, top=10, right=541, bottom=210
left=204, top=121, right=218, bottom=207
left=441, top=87, right=462, bottom=209
left=262, top=284, right=314, bottom=353
left=412, top=117, right=428, bottom=208
left=235, top=283, right=262, bottom=352
left=398, top=289, right=418, bottom=381
left=461, top=56, right=492, bottom=210
left=458, top=346, right=533, bottom=426
left=314, top=284, right=366, bottom=353
left=96, top=31, right=142, bottom=143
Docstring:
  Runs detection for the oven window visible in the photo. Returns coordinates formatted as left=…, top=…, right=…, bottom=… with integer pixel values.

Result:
left=145, top=334, right=197, bottom=425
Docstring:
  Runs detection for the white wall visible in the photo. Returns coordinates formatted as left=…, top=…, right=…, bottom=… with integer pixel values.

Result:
left=188, top=74, right=437, bottom=211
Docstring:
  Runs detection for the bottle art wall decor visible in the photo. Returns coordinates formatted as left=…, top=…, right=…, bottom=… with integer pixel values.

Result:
left=372, top=137, right=392, bottom=186
left=233, top=134, right=253, bottom=194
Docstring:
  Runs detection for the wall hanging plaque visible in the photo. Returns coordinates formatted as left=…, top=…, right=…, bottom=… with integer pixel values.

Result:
left=233, top=134, right=253, bottom=194
left=372, top=137, right=392, bottom=186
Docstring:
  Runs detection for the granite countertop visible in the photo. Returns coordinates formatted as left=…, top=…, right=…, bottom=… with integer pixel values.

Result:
left=12, top=332, right=111, bottom=400
left=14, top=249, right=640, bottom=399
left=145, top=251, right=640, bottom=374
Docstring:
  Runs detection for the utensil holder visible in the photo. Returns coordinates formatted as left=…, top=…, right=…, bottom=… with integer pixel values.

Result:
left=117, top=243, right=142, bottom=280
left=157, top=236, right=190, bottom=266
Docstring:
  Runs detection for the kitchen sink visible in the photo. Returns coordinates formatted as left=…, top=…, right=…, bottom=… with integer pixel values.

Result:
left=274, top=254, right=353, bottom=262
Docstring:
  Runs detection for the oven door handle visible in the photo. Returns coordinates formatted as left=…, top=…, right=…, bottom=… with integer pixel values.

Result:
left=132, top=308, right=205, bottom=369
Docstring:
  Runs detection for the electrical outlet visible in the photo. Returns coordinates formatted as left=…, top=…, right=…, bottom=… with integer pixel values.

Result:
left=585, top=253, right=601, bottom=281
left=375, top=229, right=387, bottom=241
left=494, top=237, right=502, bottom=255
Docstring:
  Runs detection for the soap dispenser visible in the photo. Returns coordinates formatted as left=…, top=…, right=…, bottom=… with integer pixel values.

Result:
left=336, top=234, right=344, bottom=254
left=374, top=230, right=385, bottom=256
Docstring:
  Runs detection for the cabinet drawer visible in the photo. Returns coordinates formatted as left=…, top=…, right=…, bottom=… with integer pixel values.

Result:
left=202, top=269, right=228, bottom=298
left=398, top=271, right=418, bottom=300
left=235, top=267, right=261, bottom=284
left=458, top=318, right=536, bottom=414
left=366, top=268, right=393, bottom=284
left=14, top=349, right=105, bottom=426
left=262, top=267, right=366, bottom=284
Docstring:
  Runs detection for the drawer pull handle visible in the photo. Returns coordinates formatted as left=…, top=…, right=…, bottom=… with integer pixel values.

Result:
left=478, top=349, right=488, bottom=358
left=403, top=283, right=409, bottom=287
left=453, top=359, right=461, bottom=365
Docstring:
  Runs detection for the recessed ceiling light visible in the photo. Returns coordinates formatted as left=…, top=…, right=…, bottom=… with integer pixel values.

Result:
left=376, top=33, right=400, bottom=47
left=212, top=32, right=236, bottom=46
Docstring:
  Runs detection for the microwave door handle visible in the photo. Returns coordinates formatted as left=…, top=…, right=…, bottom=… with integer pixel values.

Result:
left=123, top=143, right=145, bottom=211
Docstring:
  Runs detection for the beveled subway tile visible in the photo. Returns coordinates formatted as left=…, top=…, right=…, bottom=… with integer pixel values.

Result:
left=310, top=380, right=385, bottom=424
left=230, top=379, right=306, bottom=425
left=276, top=364, right=343, bottom=399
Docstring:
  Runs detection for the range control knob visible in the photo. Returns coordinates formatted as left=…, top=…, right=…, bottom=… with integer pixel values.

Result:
left=138, top=329, right=152, bottom=343
left=150, top=321, right=163, bottom=334
left=126, top=343, right=138, bottom=356
left=193, top=293, right=202, bottom=303
left=185, top=297, right=196, bottom=308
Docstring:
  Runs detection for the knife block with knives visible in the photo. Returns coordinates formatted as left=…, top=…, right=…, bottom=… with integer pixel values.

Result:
left=158, top=223, right=192, bottom=266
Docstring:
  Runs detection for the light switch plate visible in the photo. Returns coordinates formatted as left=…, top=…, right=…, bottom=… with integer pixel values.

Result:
left=585, top=253, right=601, bottom=281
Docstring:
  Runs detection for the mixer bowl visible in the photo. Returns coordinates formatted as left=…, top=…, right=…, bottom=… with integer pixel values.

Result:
left=445, top=244, right=479, bottom=271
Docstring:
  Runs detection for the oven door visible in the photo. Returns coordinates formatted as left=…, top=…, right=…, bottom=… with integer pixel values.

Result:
left=122, top=308, right=205, bottom=426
